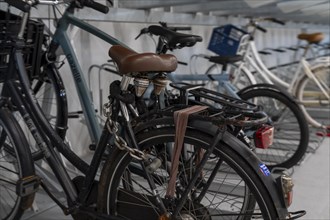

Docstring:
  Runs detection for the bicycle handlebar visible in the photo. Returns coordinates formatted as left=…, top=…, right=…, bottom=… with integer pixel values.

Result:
left=84, top=0, right=109, bottom=14
left=247, top=17, right=285, bottom=34
left=264, top=17, right=285, bottom=25
left=256, top=25, right=267, bottom=33
left=5, top=0, right=31, bottom=12
left=5, top=0, right=110, bottom=14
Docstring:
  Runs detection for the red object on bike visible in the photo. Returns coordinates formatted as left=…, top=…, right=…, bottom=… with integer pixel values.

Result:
left=255, top=125, right=274, bottom=149
left=315, top=126, right=330, bottom=137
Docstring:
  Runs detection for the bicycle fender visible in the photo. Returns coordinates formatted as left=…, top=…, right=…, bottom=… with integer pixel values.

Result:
left=133, top=117, right=289, bottom=219
left=237, top=83, right=285, bottom=95
left=237, top=83, right=297, bottom=103
left=189, top=120, right=290, bottom=219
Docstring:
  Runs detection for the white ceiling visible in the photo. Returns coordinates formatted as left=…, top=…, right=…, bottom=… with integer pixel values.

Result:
left=116, top=0, right=330, bottom=24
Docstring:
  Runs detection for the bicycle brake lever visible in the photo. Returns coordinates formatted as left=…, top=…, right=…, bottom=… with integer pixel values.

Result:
left=159, top=21, right=167, bottom=27
left=135, top=28, right=149, bottom=40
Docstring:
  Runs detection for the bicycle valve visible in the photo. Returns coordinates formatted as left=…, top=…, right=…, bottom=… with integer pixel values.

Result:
left=134, top=78, right=150, bottom=97
left=153, top=78, right=168, bottom=95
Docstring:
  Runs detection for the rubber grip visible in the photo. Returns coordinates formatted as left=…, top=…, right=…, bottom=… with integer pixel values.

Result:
left=256, top=25, right=267, bottom=33
left=86, top=1, right=109, bottom=14
left=272, top=18, right=285, bottom=25
left=5, top=0, right=30, bottom=12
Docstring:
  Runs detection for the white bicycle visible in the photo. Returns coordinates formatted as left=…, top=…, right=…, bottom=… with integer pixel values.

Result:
left=206, top=18, right=330, bottom=130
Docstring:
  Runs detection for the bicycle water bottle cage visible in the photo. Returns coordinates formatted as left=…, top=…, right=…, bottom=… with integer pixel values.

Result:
left=148, top=25, right=202, bottom=50
left=108, top=45, right=178, bottom=76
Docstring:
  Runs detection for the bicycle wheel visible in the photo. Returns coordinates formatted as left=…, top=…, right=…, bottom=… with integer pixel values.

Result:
left=296, top=64, right=330, bottom=128
left=239, top=88, right=309, bottom=169
left=98, top=126, right=278, bottom=219
left=0, top=108, right=35, bottom=220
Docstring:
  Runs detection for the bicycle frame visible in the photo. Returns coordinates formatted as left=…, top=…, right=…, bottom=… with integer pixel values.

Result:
left=242, top=39, right=330, bottom=99
left=50, top=6, right=130, bottom=144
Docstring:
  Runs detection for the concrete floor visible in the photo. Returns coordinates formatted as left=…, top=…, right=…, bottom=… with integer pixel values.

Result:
left=21, top=136, right=330, bottom=220
left=289, top=137, right=330, bottom=220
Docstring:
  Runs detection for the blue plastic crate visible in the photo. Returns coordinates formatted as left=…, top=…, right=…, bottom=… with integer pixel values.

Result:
left=208, top=24, right=248, bottom=56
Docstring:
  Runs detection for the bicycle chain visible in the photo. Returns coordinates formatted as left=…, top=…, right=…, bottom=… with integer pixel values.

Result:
left=103, top=101, right=146, bottom=161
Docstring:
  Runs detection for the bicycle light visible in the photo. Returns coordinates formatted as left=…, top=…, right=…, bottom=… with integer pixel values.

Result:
left=277, top=174, right=294, bottom=208
left=254, top=125, right=274, bottom=149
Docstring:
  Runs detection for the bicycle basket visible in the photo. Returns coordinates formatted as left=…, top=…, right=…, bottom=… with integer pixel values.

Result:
left=208, top=24, right=249, bottom=56
left=0, top=9, right=44, bottom=82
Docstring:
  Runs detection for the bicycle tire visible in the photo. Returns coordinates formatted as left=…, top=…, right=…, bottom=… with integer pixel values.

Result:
left=296, top=64, right=330, bottom=128
left=239, top=88, right=309, bottom=169
left=97, top=125, right=279, bottom=219
left=0, top=108, right=36, bottom=220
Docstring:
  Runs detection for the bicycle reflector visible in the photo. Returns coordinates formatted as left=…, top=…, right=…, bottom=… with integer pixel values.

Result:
left=277, top=174, right=294, bottom=207
left=254, top=125, right=274, bottom=149
left=315, top=125, right=330, bottom=137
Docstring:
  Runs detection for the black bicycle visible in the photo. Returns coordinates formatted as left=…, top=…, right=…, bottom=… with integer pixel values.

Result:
left=0, top=0, right=305, bottom=220
left=134, top=23, right=309, bottom=170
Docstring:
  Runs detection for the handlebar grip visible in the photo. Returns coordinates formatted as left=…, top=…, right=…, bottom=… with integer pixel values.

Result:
left=272, top=18, right=285, bottom=25
left=85, top=1, right=109, bottom=14
left=178, top=61, right=188, bottom=66
left=5, top=0, right=30, bottom=12
left=256, top=25, right=267, bottom=33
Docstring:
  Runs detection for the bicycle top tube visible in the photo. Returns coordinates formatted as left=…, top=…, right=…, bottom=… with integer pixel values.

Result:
left=55, top=10, right=130, bottom=49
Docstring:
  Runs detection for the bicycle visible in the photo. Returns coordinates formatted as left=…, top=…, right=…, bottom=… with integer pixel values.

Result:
left=28, top=0, right=128, bottom=152
left=0, top=1, right=306, bottom=219
left=217, top=18, right=330, bottom=130
left=136, top=23, right=309, bottom=170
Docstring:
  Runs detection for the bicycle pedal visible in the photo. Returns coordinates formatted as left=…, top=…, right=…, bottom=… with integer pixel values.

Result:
left=16, top=175, right=40, bottom=197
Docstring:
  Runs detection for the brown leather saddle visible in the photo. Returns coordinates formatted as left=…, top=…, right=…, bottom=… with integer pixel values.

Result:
left=109, top=45, right=177, bottom=76
left=297, top=33, right=324, bottom=44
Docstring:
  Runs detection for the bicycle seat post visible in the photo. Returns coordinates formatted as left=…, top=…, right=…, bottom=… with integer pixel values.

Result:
left=221, top=63, right=228, bottom=75
left=18, top=12, right=29, bottom=39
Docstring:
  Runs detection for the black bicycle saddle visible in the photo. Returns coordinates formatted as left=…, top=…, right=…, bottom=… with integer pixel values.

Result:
left=148, top=25, right=203, bottom=49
